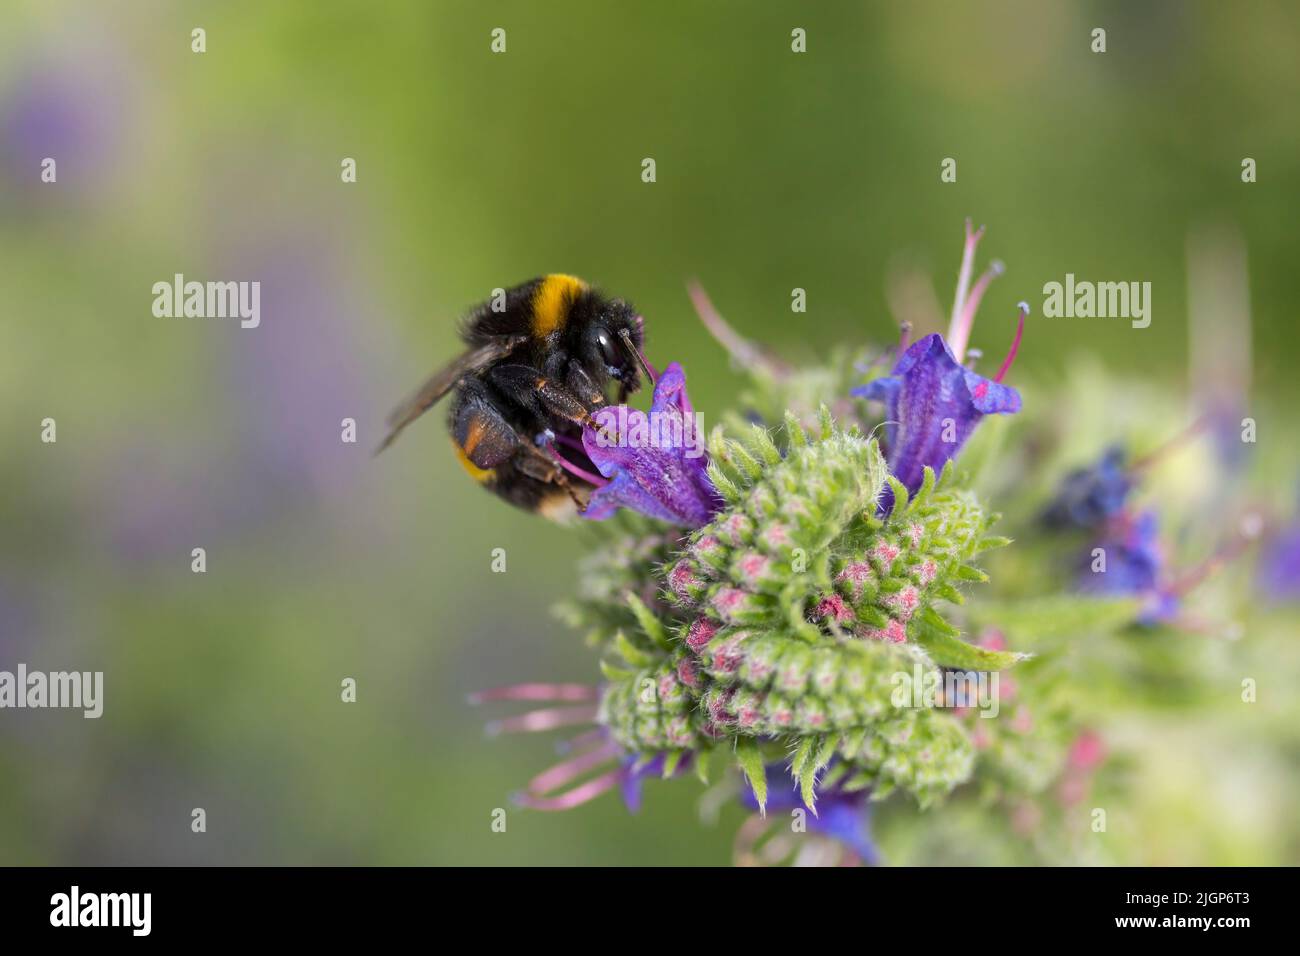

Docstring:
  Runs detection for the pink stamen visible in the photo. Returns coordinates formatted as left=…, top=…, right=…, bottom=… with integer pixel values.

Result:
left=687, top=280, right=789, bottom=377
left=513, top=768, right=623, bottom=811
left=468, top=683, right=599, bottom=704
left=897, top=320, right=913, bottom=355
left=552, top=432, right=587, bottom=454
left=992, top=302, right=1029, bottom=383
left=1167, top=515, right=1261, bottom=598
left=1128, top=415, right=1208, bottom=475
left=485, top=704, right=599, bottom=736
left=947, top=219, right=986, bottom=362
left=956, top=260, right=1005, bottom=353
left=548, top=446, right=609, bottom=488
left=526, top=741, right=621, bottom=795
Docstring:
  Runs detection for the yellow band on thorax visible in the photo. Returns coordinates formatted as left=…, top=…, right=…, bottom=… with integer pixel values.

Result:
left=531, top=274, right=587, bottom=337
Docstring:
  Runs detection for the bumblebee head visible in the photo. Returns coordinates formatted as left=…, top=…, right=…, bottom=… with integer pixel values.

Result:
left=573, top=293, right=651, bottom=395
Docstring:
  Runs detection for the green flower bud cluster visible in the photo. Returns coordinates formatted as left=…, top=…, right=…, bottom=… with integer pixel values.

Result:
left=577, top=410, right=1025, bottom=810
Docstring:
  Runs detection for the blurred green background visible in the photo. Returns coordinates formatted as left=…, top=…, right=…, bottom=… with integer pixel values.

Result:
left=1, top=0, right=1296, bottom=864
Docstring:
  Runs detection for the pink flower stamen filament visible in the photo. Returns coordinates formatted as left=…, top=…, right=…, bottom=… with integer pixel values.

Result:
left=484, top=704, right=600, bottom=736
left=687, top=280, right=790, bottom=378
left=897, top=320, right=913, bottom=356
left=1168, top=512, right=1263, bottom=599
left=513, top=768, right=624, bottom=811
left=546, top=443, right=609, bottom=488
left=551, top=432, right=588, bottom=455
left=958, top=261, right=1004, bottom=347
left=526, top=740, right=621, bottom=796
left=993, top=302, right=1029, bottom=384
left=467, top=682, right=600, bottom=704
left=947, top=219, right=986, bottom=362
left=1128, top=414, right=1209, bottom=475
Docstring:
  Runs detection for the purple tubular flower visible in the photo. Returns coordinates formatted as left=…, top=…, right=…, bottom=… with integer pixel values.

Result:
left=1078, top=510, right=1179, bottom=624
left=1049, top=418, right=1205, bottom=531
left=582, top=362, right=724, bottom=527
left=805, top=798, right=880, bottom=865
left=855, top=223, right=1025, bottom=504
left=1041, top=446, right=1133, bottom=530
left=619, top=755, right=660, bottom=813
left=739, top=771, right=880, bottom=865
left=1258, top=519, right=1300, bottom=602
left=853, top=331, right=1022, bottom=496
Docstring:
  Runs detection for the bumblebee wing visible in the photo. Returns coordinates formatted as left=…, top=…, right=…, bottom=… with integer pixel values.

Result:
left=376, top=334, right=527, bottom=454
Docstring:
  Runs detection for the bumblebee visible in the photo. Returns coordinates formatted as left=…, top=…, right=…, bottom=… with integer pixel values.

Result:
left=378, top=274, right=652, bottom=519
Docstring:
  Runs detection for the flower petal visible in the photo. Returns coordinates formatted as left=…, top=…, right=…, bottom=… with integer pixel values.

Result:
left=582, top=362, right=723, bottom=527
left=854, top=334, right=1021, bottom=497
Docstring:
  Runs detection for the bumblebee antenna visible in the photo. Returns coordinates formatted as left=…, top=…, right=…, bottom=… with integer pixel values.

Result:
left=619, top=327, right=656, bottom=385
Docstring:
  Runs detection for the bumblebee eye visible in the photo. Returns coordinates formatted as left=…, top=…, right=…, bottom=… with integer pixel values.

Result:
left=595, top=330, right=621, bottom=371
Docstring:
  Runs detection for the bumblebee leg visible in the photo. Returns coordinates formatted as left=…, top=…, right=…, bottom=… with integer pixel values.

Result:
left=515, top=443, right=588, bottom=509
left=559, top=477, right=587, bottom=509
left=488, top=364, right=596, bottom=429
left=515, top=441, right=562, bottom=481
left=563, top=363, right=608, bottom=410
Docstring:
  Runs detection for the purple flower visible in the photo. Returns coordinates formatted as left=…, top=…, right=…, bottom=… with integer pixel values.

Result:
left=854, top=331, right=1022, bottom=496
left=1258, top=520, right=1300, bottom=603
left=1078, top=510, right=1179, bottom=624
left=1, top=50, right=132, bottom=202
left=620, top=752, right=692, bottom=813
left=853, top=222, right=1025, bottom=502
left=738, top=768, right=880, bottom=865
left=1041, top=446, right=1133, bottom=530
left=582, top=362, right=724, bottom=527
left=1043, top=421, right=1209, bottom=534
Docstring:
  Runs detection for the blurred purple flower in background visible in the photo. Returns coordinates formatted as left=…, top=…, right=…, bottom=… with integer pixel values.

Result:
left=224, top=241, right=383, bottom=495
left=0, top=40, right=132, bottom=204
left=0, top=576, right=41, bottom=679
left=1041, top=445, right=1133, bottom=530
left=1258, top=513, right=1300, bottom=603
left=97, top=237, right=387, bottom=563
left=1078, top=510, right=1179, bottom=624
